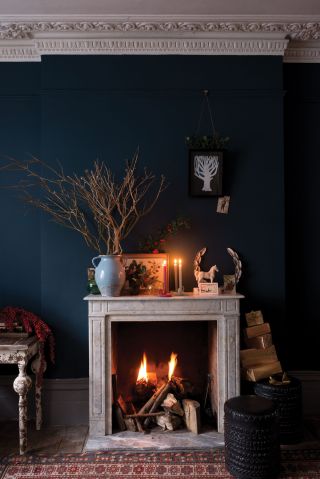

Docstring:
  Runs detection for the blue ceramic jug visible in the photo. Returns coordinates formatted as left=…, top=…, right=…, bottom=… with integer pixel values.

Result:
left=92, top=255, right=125, bottom=297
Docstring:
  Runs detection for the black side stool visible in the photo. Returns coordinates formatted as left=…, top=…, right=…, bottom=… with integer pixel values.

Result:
left=224, top=395, right=280, bottom=479
left=254, top=375, right=303, bottom=444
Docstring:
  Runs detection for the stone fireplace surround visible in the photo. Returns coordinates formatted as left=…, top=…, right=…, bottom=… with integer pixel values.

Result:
left=85, top=293, right=242, bottom=448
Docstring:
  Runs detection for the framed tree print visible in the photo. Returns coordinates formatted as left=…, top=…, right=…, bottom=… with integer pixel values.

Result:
left=189, top=150, right=223, bottom=196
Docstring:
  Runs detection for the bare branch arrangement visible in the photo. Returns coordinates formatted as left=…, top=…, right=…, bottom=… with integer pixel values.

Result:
left=4, top=151, right=167, bottom=254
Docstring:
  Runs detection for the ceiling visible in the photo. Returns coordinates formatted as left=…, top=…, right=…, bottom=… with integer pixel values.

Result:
left=1, top=0, right=320, bottom=17
left=0, top=0, right=319, bottom=62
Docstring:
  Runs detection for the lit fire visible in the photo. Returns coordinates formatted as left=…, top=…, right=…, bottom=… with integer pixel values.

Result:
left=137, top=353, right=149, bottom=383
left=168, top=352, right=178, bottom=381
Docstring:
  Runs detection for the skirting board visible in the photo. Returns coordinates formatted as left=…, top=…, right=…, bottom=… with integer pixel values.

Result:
left=0, top=377, right=89, bottom=426
left=0, top=371, right=319, bottom=425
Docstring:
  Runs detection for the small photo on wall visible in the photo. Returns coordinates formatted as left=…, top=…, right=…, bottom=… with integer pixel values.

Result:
left=217, top=196, right=230, bottom=214
left=189, top=150, right=223, bottom=196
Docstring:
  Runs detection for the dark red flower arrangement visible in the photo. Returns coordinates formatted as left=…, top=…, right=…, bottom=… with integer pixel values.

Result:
left=0, top=306, right=55, bottom=385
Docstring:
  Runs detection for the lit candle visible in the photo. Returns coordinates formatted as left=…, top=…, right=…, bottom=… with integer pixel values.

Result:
left=174, top=259, right=178, bottom=292
left=178, top=259, right=182, bottom=292
left=163, top=260, right=167, bottom=294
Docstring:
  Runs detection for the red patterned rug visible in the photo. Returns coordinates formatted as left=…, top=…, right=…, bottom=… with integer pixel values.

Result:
left=1, top=449, right=320, bottom=478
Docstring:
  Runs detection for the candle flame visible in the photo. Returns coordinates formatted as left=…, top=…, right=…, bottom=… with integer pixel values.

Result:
left=163, top=260, right=167, bottom=266
left=137, top=353, right=148, bottom=383
left=174, top=259, right=177, bottom=265
left=168, top=352, right=178, bottom=381
left=178, top=258, right=182, bottom=265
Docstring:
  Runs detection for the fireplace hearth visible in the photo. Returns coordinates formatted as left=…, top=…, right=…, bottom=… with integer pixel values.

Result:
left=84, top=293, right=242, bottom=450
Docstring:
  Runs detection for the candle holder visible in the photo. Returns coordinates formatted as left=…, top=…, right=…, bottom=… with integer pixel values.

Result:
left=171, top=286, right=186, bottom=296
left=159, top=291, right=172, bottom=297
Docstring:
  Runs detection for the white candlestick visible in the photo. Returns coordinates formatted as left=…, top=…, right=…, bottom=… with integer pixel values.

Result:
left=178, top=259, right=182, bottom=293
left=174, top=259, right=178, bottom=292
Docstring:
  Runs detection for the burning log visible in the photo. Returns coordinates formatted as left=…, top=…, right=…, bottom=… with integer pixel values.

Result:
left=156, top=412, right=182, bottom=431
left=114, top=402, right=126, bottom=431
left=135, top=374, right=157, bottom=404
left=183, top=399, right=201, bottom=434
left=144, top=381, right=172, bottom=427
left=138, top=382, right=166, bottom=415
left=117, top=396, right=140, bottom=432
left=124, top=411, right=165, bottom=419
left=131, top=403, right=144, bottom=432
left=117, top=395, right=129, bottom=415
left=171, top=376, right=194, bottom=396
left=123, top=418, right=138, bottom=432
left=161, top=393, right=184, bottom=416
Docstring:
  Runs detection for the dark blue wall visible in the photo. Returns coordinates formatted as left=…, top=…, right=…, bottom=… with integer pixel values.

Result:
left=0, top=56, right=286, bottom=377
left=284, top=64, right=320, bottom=370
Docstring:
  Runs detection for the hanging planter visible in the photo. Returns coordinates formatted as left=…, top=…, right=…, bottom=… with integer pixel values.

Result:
left=186, top=90, right=230, bottom=197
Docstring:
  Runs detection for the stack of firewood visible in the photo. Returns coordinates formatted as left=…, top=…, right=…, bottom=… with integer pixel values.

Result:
left=114, top=376, right=201, bottom=434
left=240, top=310, right=282, bottom=381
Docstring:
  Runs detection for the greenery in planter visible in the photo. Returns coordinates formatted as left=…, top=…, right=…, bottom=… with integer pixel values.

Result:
left=186, top=133, right=230, bottom=151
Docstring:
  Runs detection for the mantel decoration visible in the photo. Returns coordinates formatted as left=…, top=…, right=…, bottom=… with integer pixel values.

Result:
left=187, top=90, right=229, bottom=197
left=122, top=253, right=169, bottom=296
left=193, top=247, right=219, bottom=295
left=3, top=151, right=166, bottom=296
left=138, top=216, right=190, bottom=253
left=223, top=247, right=243, bottom=293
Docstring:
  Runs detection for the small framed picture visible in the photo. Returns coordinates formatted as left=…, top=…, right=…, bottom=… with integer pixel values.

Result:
left=122, top=253, right=169, bottom=295
left=217, top=196, right=230, bottom=214
left=198, top=282, right=219, bottom=295
left=189, top=150, right=223, bottom=196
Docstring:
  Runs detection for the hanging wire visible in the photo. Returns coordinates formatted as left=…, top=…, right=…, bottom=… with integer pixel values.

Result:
left=195, top=90, right=216, bottom=137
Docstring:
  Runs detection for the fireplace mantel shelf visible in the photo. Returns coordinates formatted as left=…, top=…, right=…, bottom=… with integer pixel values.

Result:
left=85, top=292, right=243, bottom=439
left=84, top=292, right=243, bottom=300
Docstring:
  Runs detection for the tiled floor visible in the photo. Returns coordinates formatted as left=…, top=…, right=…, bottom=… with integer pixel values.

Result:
left=0, top=417, right=319, bottom=456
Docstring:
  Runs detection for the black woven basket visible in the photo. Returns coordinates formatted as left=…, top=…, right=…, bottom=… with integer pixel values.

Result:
left=254, top=375, right=303, bottom=444
left=224, top=395, right=280, bottom=479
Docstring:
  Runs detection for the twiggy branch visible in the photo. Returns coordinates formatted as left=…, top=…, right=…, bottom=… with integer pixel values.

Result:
left=2, top=153, right=167, bottom=254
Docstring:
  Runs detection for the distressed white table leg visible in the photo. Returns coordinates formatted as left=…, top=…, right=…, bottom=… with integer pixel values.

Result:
left=31, top=348, right=46, bottom=431
left=13, top=362, right=32, bottom=455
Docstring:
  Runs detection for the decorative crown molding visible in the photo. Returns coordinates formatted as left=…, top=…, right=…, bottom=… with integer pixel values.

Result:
left=0, top=20, right=320, bottom=41
left=33, top=38, right=289, bottom=57
left=0, top=16, right=319, bottom=61
left=285, top=41, right=320, bottom=63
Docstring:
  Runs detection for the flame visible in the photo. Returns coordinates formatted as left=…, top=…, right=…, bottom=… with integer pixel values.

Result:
left=137, top=353, right=148, bottom=383
left=168, top=352, right=178, bottom=381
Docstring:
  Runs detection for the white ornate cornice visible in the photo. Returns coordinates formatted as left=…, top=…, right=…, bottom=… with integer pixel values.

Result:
left=33, top=37, right=289, bottom=57
left=0, top=15, right=319, bottom=61
left=0, top=20, right=320, bottom=41
left=285, top=41, right=320, bottom=63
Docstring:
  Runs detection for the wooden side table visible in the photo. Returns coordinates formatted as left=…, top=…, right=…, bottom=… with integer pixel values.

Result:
left=0, top=335, right=46, bottom=454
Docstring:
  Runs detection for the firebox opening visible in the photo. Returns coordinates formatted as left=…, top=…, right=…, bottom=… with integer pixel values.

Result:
left=111, top=321, right=217, bottom=434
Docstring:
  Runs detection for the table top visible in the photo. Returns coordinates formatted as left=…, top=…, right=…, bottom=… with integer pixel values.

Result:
left=0, top=335, right=38, bottom=351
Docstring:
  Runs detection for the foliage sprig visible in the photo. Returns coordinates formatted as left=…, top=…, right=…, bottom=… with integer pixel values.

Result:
left=139, top=216, right=190, bottom=253
left=186, top=133, right=230, bottom=151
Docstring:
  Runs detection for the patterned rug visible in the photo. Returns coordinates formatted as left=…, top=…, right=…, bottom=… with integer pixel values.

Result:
left=1, top=449, right=320, bottom=478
